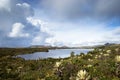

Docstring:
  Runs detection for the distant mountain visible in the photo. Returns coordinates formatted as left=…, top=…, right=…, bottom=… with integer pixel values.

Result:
left=29, top=45, right=95, bottom=49
left=29, top=45, right=52, bottom=48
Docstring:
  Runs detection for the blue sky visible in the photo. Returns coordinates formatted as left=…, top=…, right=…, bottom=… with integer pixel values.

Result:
left=0, top=0, right=120, bottom=47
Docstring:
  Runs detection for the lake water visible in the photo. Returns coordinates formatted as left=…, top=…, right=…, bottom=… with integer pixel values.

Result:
left=17, top=49, right=93, bottom=60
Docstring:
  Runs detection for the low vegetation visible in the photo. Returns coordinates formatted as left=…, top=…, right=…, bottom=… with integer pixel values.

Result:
left=0, top=48, right=48, bottom=57
left=0, top=44, right=120, bottom=80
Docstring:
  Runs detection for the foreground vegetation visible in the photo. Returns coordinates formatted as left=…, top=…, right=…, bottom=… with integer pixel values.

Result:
left=0, top=44, right=120, bottom=80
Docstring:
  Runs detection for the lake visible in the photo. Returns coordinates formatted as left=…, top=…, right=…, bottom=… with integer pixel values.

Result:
left=17, top=49, right=93, bottom=60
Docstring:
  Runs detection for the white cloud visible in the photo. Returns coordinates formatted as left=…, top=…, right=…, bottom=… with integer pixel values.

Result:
left=16, top=3, right=30, bottom=8
left=1, top=0, right=120, bottom=47
left=41, top=20, right=120, bottom=46
left=27, top=17, right=50, bottom=33
left=0, top=1, right=51, bottom=47
left=0, top=1, right=34, bottom=33
left=0, top=0, right=11, bottom=11
left=15, top=2, right=34, bottom=18
left=31, top=34, right=48, bottom=45
left=35, top=0, right=120, bottom=46
left=32, top=36, right=42, bottom=45
left=27, top=17, right=42, bottom=28
left=26, top=17, right=52, bottom=45
left=9, top=23, right=29, bottom=37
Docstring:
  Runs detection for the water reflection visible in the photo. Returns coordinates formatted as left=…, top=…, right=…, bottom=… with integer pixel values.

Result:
left=18, top=49, right=93, bottom=60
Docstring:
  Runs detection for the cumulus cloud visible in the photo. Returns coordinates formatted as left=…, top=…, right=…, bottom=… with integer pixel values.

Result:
left=31, top=33, right=50, bottom=45
left=0, top=0, right=120, bottom=47
left=9, top=23, right=29, bottom=37
left=26, top=17, right=52, bottom=45
left=31, top=0, right=120, bottom=46
left=0, top=1, right=33, bottom=33
left=0, top=0, right=51, bottom=47
left=0, top=0, right=34, bottom=47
